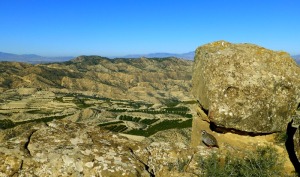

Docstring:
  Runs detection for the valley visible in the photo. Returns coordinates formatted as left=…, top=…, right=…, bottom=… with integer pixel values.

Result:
left=0, top=88, right=195, bottom=137
left=0, top=57, right=195, bottom=138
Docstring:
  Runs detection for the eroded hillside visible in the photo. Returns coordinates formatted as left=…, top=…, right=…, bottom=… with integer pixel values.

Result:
left=0, top=57, right=195, bottom=140
left=0, top=56, right=193, bottom=103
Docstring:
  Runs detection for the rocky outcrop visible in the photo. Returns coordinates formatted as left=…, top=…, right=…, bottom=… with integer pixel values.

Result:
left=0, top=118, right=294, bottom=176
left=192, top=41, right=300, bottom=133
left=0, top=120, right=151, bottom=176
left=0, top=119, right=218, bottom=176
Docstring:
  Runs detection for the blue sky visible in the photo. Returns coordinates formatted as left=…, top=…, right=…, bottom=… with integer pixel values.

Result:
left=0, top=0, right=299, bottom=57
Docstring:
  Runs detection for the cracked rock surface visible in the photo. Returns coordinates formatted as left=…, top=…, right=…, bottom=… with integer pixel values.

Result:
left=0, top=119, right=217, bottom=177
left=0, top=120, right=149, bottom=176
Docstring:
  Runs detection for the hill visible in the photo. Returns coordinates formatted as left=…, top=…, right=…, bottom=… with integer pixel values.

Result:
left=0, top=56, right=193, bottom=103
left=0, top=56, right=194, bottom=141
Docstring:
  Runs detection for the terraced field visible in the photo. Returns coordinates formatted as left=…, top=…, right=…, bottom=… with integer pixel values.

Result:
left=0, top=88, right=196, bottom=137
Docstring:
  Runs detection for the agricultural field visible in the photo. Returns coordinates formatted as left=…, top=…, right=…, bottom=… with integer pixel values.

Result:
left=0, top=88, right=196, bottom=137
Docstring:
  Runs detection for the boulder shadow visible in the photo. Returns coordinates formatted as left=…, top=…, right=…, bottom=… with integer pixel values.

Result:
left=285, top=120, right=300, bottom=175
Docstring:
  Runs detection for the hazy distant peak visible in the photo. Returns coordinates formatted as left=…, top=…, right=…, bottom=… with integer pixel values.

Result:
left=123, top=51, right=195, bottom=60
left=292, top=55, right=300, bottom=65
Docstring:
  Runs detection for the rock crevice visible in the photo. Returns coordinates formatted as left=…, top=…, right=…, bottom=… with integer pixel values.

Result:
left=285, top=120, right=300, bottom=174
left=209, top=122, right=278, bottom=136
left=23, top=130, right=37, bottom=156
left=129, top=147, right=156, bottom=177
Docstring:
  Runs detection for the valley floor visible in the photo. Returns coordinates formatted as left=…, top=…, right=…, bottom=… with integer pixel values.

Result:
left=0, top=88, right=196, bottom=138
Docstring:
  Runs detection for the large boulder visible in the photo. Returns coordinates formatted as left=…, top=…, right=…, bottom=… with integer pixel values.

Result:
left=192, top=41, right=300, bottom=133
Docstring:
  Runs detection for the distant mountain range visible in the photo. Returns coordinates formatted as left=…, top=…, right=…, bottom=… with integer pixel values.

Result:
left=293, top=55, right=300, bottom=65
left=0, top=52, right=74, bottom=64
left=0, top=51, right=299, bottom=64
left=123, top=51, right=195, bottom=60
left=0, top=51, right=195, bottom=63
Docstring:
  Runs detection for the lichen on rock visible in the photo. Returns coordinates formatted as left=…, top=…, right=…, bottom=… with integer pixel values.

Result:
left=0, top=120, right=151, bottom=176
left=192, top=40, right=300, bottom=133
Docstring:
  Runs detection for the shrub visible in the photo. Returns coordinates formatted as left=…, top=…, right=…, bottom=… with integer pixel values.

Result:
left=140, top=118, right=159, bottom=125
left=274, top=131, right=288, bottom=144
left=0, top=119, right=15, bottom=129
left=109, top=108, right=127, bottom=112
left=198, top=146, right=287, bottom=177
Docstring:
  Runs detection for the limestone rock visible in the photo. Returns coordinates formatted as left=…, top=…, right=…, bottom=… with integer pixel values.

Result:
left=0, top=118, right=296, bottom=176
left=293, top=110, right=300, bottom=162
left=192, top=41, right=300, bottom=133
left=0, top=120, right=192, bottom=176
left=0, top=119, right=224, bottom=176
left=144, top=128, right=191, bottom=146
left=0, top=120, right=150, bottom=176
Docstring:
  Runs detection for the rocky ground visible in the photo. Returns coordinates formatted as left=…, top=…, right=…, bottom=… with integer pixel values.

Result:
left=0, top=119, right=217, bottom=177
